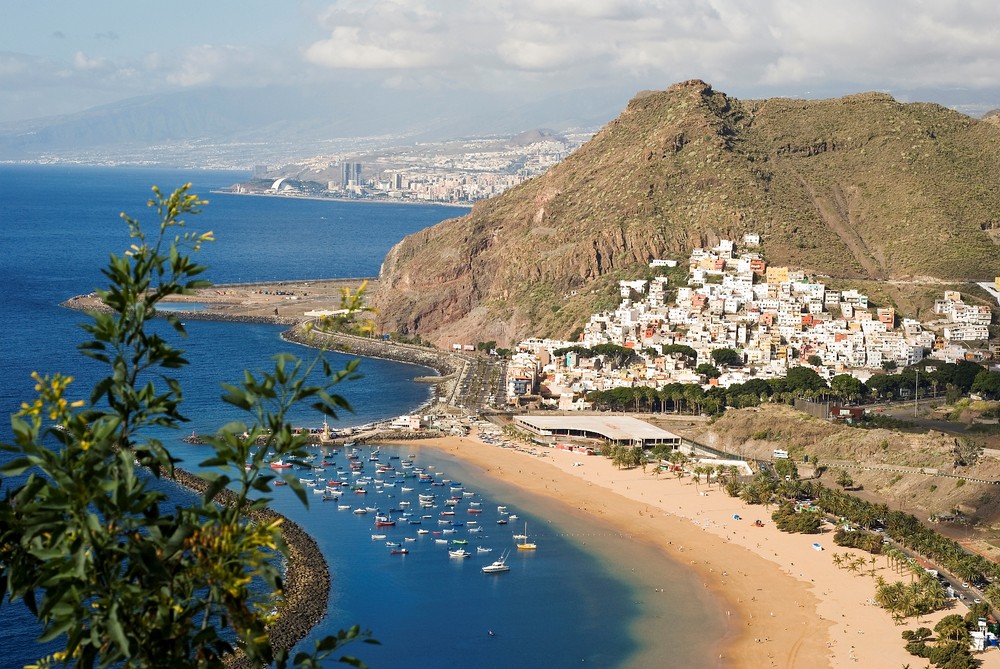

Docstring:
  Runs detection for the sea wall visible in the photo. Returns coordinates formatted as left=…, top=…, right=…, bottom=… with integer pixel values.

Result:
left=282, top=325, right=465, bottom=379
left=169, top=468, right=329, bottom=666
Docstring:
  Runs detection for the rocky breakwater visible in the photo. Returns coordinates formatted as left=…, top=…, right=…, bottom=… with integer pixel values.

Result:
left=283, top=325, right=466, bottom=400
left=168, top=468, right=330, bottom=667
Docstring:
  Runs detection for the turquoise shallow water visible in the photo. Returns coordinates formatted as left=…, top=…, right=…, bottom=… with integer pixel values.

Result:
left=0, top=165, right=722, bottom=668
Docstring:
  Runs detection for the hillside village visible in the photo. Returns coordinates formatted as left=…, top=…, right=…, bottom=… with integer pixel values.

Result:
left=504, top=235, right=998, bottom=408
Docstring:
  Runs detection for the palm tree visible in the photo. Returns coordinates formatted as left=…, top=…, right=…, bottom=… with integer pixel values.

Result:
left=832, top=552, right=845, bottom=569
left=934, top=614, right=970, bottom=644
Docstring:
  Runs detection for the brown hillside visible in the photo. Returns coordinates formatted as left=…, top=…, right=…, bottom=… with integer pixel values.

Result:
left=688, top=404, right=1000, bottom=529
left=373, top=80, right=1000, bottom=347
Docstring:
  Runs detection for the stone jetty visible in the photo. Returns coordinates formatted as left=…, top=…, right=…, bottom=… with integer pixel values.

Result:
left=168, top=468, right=330, bottom=666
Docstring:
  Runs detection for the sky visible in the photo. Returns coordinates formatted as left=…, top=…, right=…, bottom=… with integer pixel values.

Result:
left=2, top=0, right=1000, bottom=125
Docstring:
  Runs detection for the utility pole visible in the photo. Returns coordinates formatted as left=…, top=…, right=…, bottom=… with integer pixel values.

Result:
left=914, top=368, right=919, bottom=417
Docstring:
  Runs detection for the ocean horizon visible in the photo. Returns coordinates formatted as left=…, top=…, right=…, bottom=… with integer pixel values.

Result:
left=0, top=164, right=722, bottom=668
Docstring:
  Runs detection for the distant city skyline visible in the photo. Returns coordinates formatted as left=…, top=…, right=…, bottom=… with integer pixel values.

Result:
left=3, top=1, right=1000, bottom=126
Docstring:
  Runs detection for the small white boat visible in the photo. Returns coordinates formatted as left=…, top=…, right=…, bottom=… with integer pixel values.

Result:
left=338, top=504, right=351, bottom=511
left=448, top=548, right=471, bottom=559
left=371, top=534, right=387, bottom=540
left=482, top=550, right=510, bottom=574
left=477, top=546, right=493, bottom=553
left=417, top=529, right=430, bottom=534
left=353, top=508, right=369, bottom=515
left=435, top=538, right=448, bottom=544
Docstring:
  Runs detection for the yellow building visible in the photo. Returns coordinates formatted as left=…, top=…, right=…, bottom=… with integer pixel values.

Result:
left=765, top=266, right=790, bottom=284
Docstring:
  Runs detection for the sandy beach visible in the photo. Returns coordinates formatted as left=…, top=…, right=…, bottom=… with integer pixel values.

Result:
left=397, top=432, right=1000, bottom=669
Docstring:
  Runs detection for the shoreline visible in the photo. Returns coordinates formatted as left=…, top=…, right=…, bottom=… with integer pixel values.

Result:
left=211, top=189, right=475, bottom=210
left=390, top=432, right=1000, bottom=668
left=59, top=289, right=1000, bottom=666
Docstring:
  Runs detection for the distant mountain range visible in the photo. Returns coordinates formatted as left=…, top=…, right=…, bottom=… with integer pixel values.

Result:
left=371, top=80, right=1000, bottom=347
left=0, top=84, right=633, bottom=165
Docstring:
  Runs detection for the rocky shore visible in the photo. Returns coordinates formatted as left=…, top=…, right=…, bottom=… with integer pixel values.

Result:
left=168, top=468, right=330, bottom=666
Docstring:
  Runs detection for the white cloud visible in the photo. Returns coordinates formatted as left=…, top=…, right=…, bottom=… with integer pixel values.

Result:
left=164, top=44, right=292, bottom=88
left=73, top=51, right=109, bottom=71
left=300, top=0, right=1000, bottom=100
left=304, top=26, right=441, bottom=69
left=4, top=0, right=1000, bottom=123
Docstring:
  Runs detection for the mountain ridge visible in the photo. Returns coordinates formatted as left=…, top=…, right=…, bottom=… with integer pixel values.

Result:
left=371, top=80, right=1000, bottom=347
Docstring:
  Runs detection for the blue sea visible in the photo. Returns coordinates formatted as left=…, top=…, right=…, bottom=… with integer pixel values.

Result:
left=0, top=165, right=722, bottom=668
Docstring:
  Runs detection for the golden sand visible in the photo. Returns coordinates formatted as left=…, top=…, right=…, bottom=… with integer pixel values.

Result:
left=394, top=433, right=1000, bottom=668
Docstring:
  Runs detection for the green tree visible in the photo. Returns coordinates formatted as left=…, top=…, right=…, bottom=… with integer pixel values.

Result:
left=785, top=366, right=827, bottom=394
left=835, top=468, right=855, bottom=489
left=711, top=348, right=743, bottom=367
left=806, top=354, right=823, bottom=367
left=971, top=369, right=1000, bottom=399
left=934, top=614, right=970, bottom=643
left=696, top=363, right=721, bottom=379
left=0, top=186, right=372, bottom=669
left=830, top=374, right=865, bottom=403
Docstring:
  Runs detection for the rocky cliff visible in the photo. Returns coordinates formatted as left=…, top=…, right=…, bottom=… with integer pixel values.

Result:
left=372, top=80, right=1000, bottom=347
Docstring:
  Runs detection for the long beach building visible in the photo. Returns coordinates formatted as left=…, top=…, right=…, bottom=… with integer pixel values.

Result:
left=513, top=415, right=682, bottom=449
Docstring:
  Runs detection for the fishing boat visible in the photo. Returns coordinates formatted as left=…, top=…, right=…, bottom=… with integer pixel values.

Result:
left=516, top=522, right=537, bottom=550
left=476, top=546, right=493, bottom=553
left=390, top=547, right=408, bottom=555
left=337, top=504, right=351, bottom=511
left=374, top=515, right=396, bottom=527
left=448, top=548, right=471, bottom=558
left=371, top=534, right=387, bottom=540
left=482, top=550, right=510, bottom=574
left=269, top=460, right=292, bottom=469
left=417, top=529, right=430, bottom=534
left=451, top=539, right=468, bottom=545
left=385, top=541, right=400, bottom=548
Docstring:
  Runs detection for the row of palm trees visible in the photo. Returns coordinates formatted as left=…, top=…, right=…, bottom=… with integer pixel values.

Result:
left=583, top=359, right=990, bottom=418
left=874, top=573, right=950, bottom=624
left=712, top=466, right=1000, bottom=611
